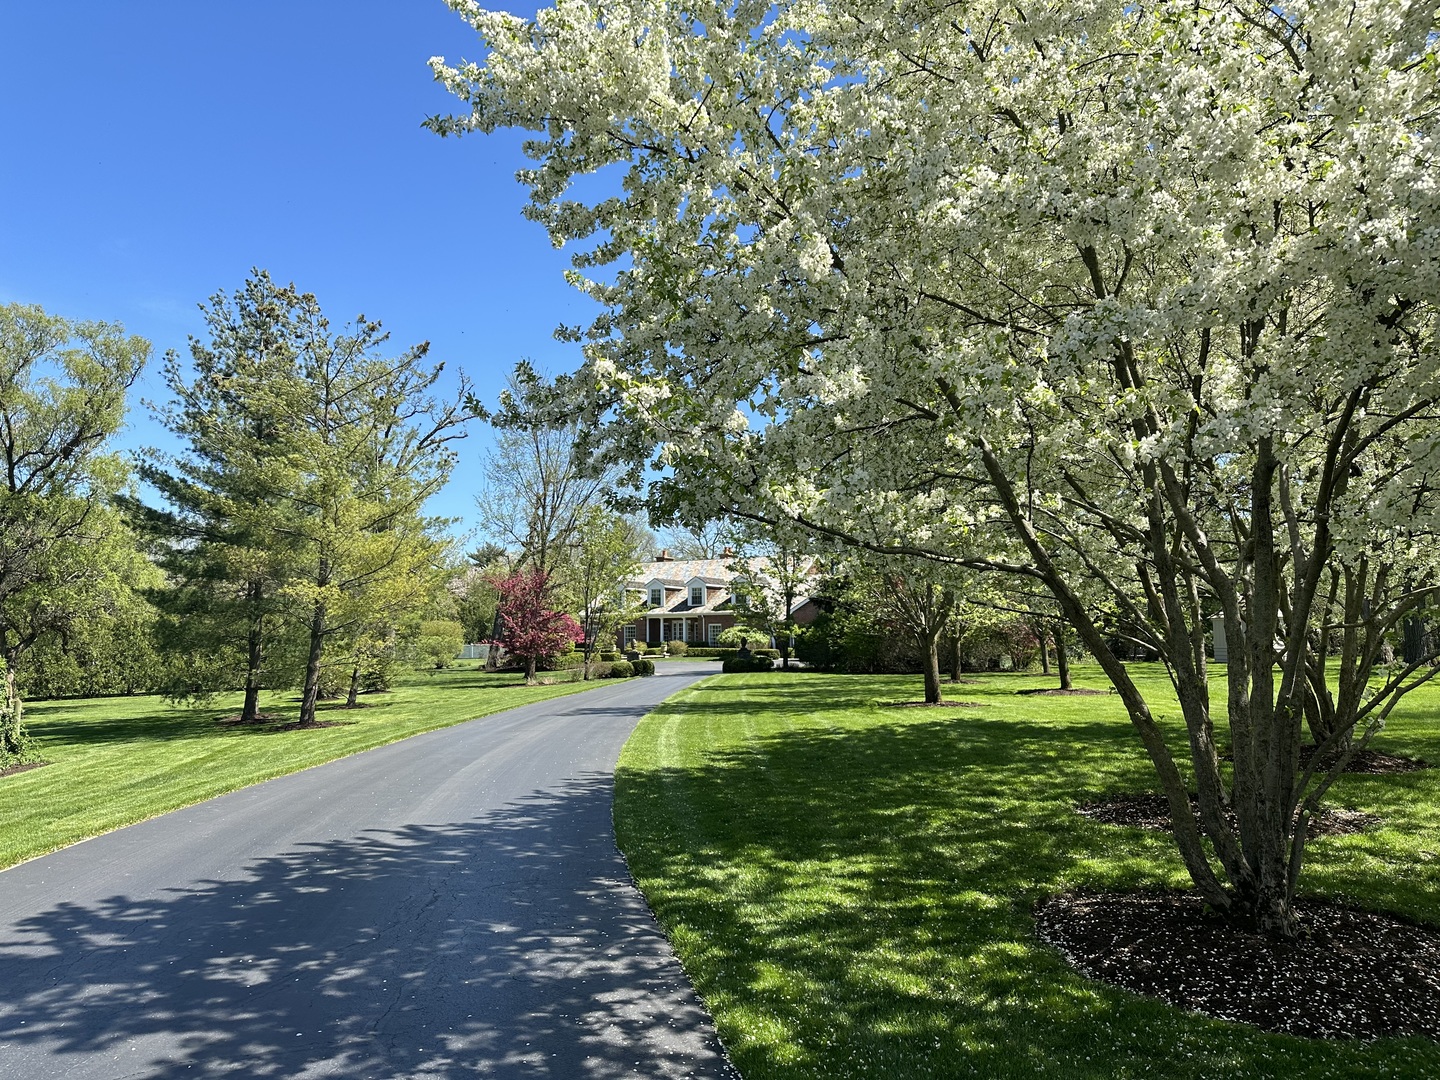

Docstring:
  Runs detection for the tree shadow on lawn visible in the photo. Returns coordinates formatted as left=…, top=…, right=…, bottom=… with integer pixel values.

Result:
left=24, top=700, right=284, bottom=748
left=0, top=775, right=732, bottom=1079
left=618, top=711, right=1440, bottom=1079
left=20, top=672, right=562, bottom=750
left=684, top=680, right=912, bottom=715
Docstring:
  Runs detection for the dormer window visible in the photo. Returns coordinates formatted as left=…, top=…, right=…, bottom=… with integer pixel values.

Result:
left=733, top=589, right=748, bottom=609
left=686, top=577, right=709, bottom=608
left=649, top=587, right=663, bottom=608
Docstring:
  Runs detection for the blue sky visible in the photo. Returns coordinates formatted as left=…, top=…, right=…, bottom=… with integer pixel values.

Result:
left=0, top=1, right=591, bottom=542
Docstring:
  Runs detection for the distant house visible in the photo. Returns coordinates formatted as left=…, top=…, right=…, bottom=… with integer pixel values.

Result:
left=615, top=549, right=823, bottom=648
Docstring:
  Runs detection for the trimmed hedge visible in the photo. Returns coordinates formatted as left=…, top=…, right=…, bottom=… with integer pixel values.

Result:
left=599, top=650, right=621, bottom=662
left=608, top=660, right=635, bottom=678
left=666, top=640, right=689, bottom=655
left=635, top=658, right=655, bottom=676
left=687, top=647, right=782, bottom=660
left=721, top=655, right=776, bottom=673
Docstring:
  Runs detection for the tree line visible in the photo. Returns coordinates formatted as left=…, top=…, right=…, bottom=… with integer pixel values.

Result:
left=0, top=271, right=471, bottom=764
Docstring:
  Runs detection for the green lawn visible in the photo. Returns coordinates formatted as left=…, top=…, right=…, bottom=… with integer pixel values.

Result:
left=0, top=663, right=603, bottom=869
left=615, top=665, right=1440, bottom=1079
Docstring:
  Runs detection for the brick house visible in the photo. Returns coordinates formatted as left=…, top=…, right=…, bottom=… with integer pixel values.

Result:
left=614, top=550, right=822, bottom=649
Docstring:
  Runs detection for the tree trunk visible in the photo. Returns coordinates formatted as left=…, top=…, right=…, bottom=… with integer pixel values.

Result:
left=971, top=429, right=1316, bottom=939
left=1038, top=624, right=1051, bottom=675
left=299, top=603, right=327, bottom=727
left=1054, top=623, right=1072, bottom=690
left=949, top=631, right=963, bottom=682
left=486, top=611, right=502, bottom=670
left=922, top=629, right=944, bottom=704
left=241, top=605, right=264, bottom=725
left=525, top=655, right=538, bottom=684
left=0, top=654, right=27, bottom=762
left=346, top=666, right=360, bottom=708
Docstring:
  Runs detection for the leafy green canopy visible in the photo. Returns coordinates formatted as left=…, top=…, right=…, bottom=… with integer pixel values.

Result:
left=0, top=303, right=148, bottom=761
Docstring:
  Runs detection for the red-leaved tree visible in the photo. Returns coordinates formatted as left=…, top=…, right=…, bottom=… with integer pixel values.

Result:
left=492, top=568, right=582, bottom=683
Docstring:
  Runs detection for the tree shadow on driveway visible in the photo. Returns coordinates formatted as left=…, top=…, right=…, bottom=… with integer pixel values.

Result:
left=0, top=774, right=735, bottom=1079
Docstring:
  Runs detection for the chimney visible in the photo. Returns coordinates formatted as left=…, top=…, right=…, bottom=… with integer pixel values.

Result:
left=656, top=548, right=670, bottom=561
left=721, top=546, right=733, bottom=557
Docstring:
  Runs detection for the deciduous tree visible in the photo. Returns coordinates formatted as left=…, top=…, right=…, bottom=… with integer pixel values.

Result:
left=476, top=374, right=616, bottom=579
left=492, top=566, right=583, bottom=683
left=262, top=297, right=468, bottom=728
left=570, top=506, right=643, bottom=677
left=430, top=0, right=1440, bottom=936
left=0, top=303, right=147, bottom=761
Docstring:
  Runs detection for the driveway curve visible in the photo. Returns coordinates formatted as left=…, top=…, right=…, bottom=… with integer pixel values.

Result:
left=0, top=661, right=737, bottom=1079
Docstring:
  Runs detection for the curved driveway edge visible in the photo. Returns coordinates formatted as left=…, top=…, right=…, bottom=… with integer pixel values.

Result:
left=0, top=661, right=740, bottom=1079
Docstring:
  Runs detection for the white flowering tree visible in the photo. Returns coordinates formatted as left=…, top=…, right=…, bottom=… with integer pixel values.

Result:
left=429, top=1, right=1440, bottom=937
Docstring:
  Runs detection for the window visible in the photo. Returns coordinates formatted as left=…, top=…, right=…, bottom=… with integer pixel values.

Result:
left=690, top=585, right=704, bottom=607
left=707, top=623, right=721, bottom=644
left=733, top=590, right=748, bottom=609
left=649, top=587, right=663, bottom=608
left=624, top=625, right=636, bottom=645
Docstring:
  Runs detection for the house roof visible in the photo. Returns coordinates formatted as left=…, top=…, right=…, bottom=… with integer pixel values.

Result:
left=624, top=554, right=820, bottom=616
left=625, top=557, right=761, bottom=589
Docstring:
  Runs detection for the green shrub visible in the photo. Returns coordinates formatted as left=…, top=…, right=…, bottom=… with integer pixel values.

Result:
left=415, top=619, right=466, bottom=670
left=699, top=647, right=780, bottom=661
left=666, top=640, right=688, bottom=655
left=609, top=660, right=635, bottom=678
left=600, top=650, right=622, bottom=662
left=635, top=658, right=655, bottom=676
left=715, top=624, right=764, bottom=647
left=632, top=641, right=651, bottom=655
left=722, top=655, right=776, bottom=673
left=360, top=658, right=395, bottom=693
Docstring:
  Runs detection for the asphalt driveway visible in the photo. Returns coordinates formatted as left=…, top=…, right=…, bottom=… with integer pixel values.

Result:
left=0, top=661, right=737, bottom=1079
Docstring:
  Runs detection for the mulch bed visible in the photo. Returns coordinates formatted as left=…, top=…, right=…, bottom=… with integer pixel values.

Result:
left=1077, top=793, right=1376, bottom=838
left=271, top=720, right=353, bottom=732
left=1035, top=890, right=1440, bottom=1039
left=1016, top=687, right=1109, bottom=696
left=0, top=761, right=49, bottom=779
left=1217, top=745, right=1432, bottom=775
left=882, top=700, right=988, bottom=708
left=1299, top=745, right=1431, bottom=775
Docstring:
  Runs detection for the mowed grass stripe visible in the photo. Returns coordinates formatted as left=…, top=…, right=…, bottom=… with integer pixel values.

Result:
left=615, top=667, right=1440, bottom=1079
left=0, top=664, right=603, bottom=870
